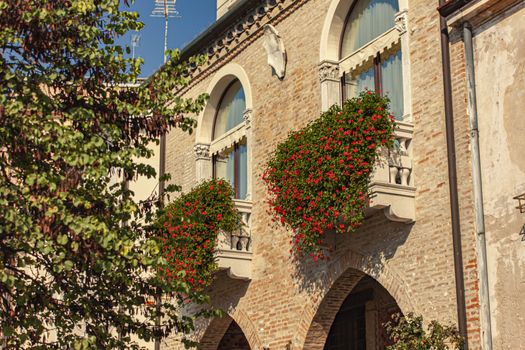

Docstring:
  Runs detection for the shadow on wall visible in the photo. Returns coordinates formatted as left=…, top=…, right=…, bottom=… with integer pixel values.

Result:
left=289, top=211, right=413, bottom=349
left=291, top=210, right=412, bottom=295
left=207, top=269, right=251, bottom=312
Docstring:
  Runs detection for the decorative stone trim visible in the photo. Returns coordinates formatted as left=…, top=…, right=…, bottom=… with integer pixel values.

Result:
left=339, top=27, right=401, bottom=75
left=368, top=120, right=415, bottom=222
left=318, top=60, right=340, bottom=82
left=319, top=60, right=341, bottom=111
left=193, top=143, right=211, bottom=160
left=215, top=200, right=253, bottom=279
left=395, top=10, right=408, bottom=34
left=194, top=143, right=213, bottom=181
left=243, top=108, right=253, bottom=128
left=209, top=124, right=246, bottom=156
left=262, top=24, right=287, bottom=79
left=178, top=0, right=311, bottom=95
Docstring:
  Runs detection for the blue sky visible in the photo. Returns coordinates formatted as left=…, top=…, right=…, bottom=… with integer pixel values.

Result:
left=119, top=0, right=217, bottom=77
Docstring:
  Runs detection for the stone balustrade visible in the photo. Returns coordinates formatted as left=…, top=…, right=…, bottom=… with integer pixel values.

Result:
left=368, top=121, right=416, bottom=222
left=216, top=199, right=253, bottom=280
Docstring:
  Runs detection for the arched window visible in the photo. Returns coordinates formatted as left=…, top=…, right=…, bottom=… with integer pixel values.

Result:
left=340, top=0, right=404, bottom=119
left=212, top=80, right=248, bottom=199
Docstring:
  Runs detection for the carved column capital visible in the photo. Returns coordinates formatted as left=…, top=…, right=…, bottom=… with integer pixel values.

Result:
left=395, top=10, right=408, bottom=34
left=319, top=61, right=340, bottom=83
left=243, top=108, right=253, bottom=129
left=193, top=143, right=211, bottom=160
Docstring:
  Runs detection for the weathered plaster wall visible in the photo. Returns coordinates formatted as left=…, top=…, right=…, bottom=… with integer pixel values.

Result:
left=129, top=142, right=160, bottom=203
left=473, top=4, right=525, bottom=349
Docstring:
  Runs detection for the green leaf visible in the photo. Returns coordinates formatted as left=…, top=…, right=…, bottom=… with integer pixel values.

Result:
left=63, top=260, right=74, bottom=271
left=3, top=326, right=13, bottom=337
left=57, top=234, right=68, bottom=245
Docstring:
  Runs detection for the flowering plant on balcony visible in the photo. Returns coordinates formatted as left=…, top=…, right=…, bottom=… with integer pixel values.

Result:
left=157, top=179, right=240, bottom=291
left=263, top=91, right=395, bottom=259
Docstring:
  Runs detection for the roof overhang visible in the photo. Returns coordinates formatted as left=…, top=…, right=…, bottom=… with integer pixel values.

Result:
left=437, top=0, right=475, bottom=18
left=180, top=0, right=259, bottom=61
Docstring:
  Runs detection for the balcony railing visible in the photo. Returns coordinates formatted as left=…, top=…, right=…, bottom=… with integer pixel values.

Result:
left=368, top=121, right=416, bottom=222
left=215, top=199, right=253, bottom=280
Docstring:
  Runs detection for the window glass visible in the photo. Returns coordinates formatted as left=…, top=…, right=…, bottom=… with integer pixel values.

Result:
left=341, top=0, right=399, bottom=58
left=213, top=80, right=246, bottom=139
left=381, top=47, right=404, bottom=119
left=214, top=146, right=235, bottom=189
left=213, top=139, right=248, bottom=200
left=237, top=139, right=248, bottom=200
left=343, top=58, right=375, bottom=100
left=212, top=79, right=249, bottom=200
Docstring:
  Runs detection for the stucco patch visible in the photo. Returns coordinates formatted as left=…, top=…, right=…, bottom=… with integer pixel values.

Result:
left=502, top=18, right=525, bottom=174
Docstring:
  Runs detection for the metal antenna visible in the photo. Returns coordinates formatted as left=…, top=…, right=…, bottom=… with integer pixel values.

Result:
left=131, top=33, right=141, bottom=59
left=151, top=0, right=180, bottom=64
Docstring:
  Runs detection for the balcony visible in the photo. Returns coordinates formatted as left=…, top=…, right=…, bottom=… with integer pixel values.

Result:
left=215, top=199, right=253, bottom=280
left=367, top=121, right=416, bottom=223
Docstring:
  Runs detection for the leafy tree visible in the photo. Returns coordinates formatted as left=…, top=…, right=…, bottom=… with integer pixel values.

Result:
left=385, top=313, right=464, bottom=350
left=0, top=0, right=209, bottom=348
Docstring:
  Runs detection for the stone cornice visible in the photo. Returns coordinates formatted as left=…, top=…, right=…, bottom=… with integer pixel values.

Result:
left=178, top=0, right=310, bottom=95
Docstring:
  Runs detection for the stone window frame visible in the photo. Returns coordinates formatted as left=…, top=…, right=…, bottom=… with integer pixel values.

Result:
left=211, top=80, right=248, bottom=199
left=194, top=63, right=254, bottom=201
left=319, top=0, right=412, bottom=122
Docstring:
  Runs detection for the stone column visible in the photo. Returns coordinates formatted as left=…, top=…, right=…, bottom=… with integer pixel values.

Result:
left=243, top=108, right=253, bottom=201
left=395, top=9, right=412, bottom=121
left=194, top=143, right=212, bottom=182
left=319, top=60, right=341, bottom=112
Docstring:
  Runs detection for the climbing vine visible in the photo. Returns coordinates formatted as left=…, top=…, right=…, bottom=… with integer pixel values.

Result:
left=263, top=91, right=395, bottom=259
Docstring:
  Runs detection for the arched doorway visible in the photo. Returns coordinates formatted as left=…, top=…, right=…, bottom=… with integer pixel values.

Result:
left=323, top=275, right=401, bottom=350
left=217, top=319, right=251, bottom=350
left=302, top=266, right=404, bottom=350
left=199, top=313, right=252, bottom=350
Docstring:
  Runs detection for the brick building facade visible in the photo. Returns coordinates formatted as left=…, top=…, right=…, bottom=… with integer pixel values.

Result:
left=160, top=0, right=525, bottom=349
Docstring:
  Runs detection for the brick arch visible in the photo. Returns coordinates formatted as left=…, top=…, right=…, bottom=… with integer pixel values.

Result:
left=231, top=309, right=263, bottom=349
left=294, top=249, right=415, bottom=350
left=199, top=314, right=235, bottom=350
left=198, top=309, right=263, bottom=350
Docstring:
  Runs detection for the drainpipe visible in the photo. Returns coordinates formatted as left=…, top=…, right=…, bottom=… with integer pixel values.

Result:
left=438, top=2, right=469, bottom=349
left=463, top=22, right=493, bottom=350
